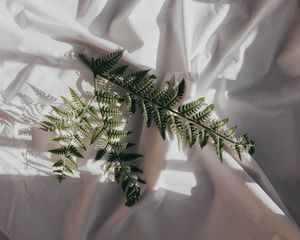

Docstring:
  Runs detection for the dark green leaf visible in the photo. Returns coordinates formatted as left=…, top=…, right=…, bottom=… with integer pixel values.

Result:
left=52, top=159, right=64, bottom=167
left=91, top=127, right=104, bottom=144
left=95, top=149, right=106, bottom=160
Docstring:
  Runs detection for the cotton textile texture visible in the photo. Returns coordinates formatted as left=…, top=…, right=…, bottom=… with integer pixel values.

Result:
left=0, top=0, right=300, bottom=239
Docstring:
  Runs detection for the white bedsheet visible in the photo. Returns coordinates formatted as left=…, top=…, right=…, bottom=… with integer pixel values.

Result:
left=0, top=0, right=300, bottom=239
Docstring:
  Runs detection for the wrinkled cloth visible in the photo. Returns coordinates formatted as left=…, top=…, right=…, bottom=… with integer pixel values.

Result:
left=0, top=0, right=300, bottom=239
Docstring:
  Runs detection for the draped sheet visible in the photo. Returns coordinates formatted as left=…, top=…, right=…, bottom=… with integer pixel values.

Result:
left=0, top=0, right=300, bottom=239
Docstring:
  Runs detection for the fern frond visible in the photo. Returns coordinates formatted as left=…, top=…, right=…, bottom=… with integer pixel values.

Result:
left=77, top=124, right=90, bottom=137
left=49, top=147, right=67, bottom=155
left=99, top=106, right=122, bottom=117
left=193, top=104, right=215, bottom=123
left=69, top=88, right=85, bottom=108
left=239, top=134, right=255, bottom=155
left=211, top=118, right=229, bottom=131
left=118, top=152, right=143, bottom=162
left=52, top=159, right=64, bottom=167
left=42, top=49, right=256, bottom=208
left=51, top=105, right=68, bottom=117
left=104, top=118, right=125, bottom=128
left=95, top=148, right=107, bottom=160
left=51, top=135, right=72, bottom=143
left=138, top=100, right=153, bottom=127
left=107, top=129, right=129, bottom=139
left=233, top=144, right=242, bottom=160
left=178, top=97, right=205, bottom=116
left=61, top=96, right=77, bottom=111
left=109, top=65, right=129, bottom=78
left=44, top=115, right=60, bottom=123
left=87, top=106, right=99, bottom=119
left=224, top=127, right=237, bottom=139
left=95, top=90, right=122, bottom=104
left=184, top=122, right=197, bottom=147
left=66, top=156, right=78, bottom=169
left=73, top=133, right=86, bottom=150
left=161, top=79, right=185, bottom=108
left=123, top=70, right=150, bottom=87
left=168, top=115, right=184, bottom=142
left=68, top=145, right=84, bottom=158
left=133, top=75, right=156, bottom=95
left=148, top=81, right=169, bottom=100
left=153, top=107, right=168, bottom=140
left=90, top=126, right=104, bottom=144
left=90, top=49, right=124, bottom=76
left=213, top=136, right=224, bottom=161
left=199, top=129, right=209, bottom=149
left=110, top=142, right=129, bottom=152
left=125, top=93, right=137, bottom=113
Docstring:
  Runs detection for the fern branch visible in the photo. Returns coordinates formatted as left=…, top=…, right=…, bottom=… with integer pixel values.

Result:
left=100, top=73, right=245, bottom=146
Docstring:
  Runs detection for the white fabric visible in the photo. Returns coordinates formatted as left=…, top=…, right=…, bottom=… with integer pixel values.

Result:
left=0, top=0, right=300, bottom=239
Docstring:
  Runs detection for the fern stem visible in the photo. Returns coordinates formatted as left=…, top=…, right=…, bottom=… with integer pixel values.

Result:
left=101, top=75, right=244, bottom=146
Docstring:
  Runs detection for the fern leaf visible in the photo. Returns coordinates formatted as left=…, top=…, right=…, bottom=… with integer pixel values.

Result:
left=137, top=177, right=146, bottom=184
left=91, top=49, right=124, bottom=76
left=87, top=106, right=99, bottom=119
left=96, top=90, right=122, bottom=104
left=61, top=96, right=76, bottom=111
left=78, top=124, right=90, bottom=137
left=161, top=79, right=185, bottom=108
left=176, top=79, right=185, bottom=101
left=64, top=165, right=74, bottom=174
left=68, top=145, right=84, bottom=158
left=66, top=156, right=78, bottom=169
left=168, top=115, right=184, bottom=142
left=125, top=185, right=141, bottom=207
left=52, top=119, right=73, bottom=132
left=109, top=65, right=129, bottom=77
left=178, top=97, right=205, bottom=116
left=103, top=161, right=114, bottom=174
left=107, top=129, right=129, bottom=139
left=193, top=104, right=215, bottom=123
left=224, top=127, right=237, bottom=139
left=99, top=106, right=122, bottom=117
left=51, top=135, right=71, bottom=143
left=49, top=147, right=67, bottom=155
left=133, top=75, right=156, bottom=95
left=51, top=105, right=68, bottom=117
left=52, top=159, right=64, bottom=167
left=104, top=118, right=125, bottom=128
left=121, top=176, right=130, bottom=192
left=138, top=100, right=153, bottom=127
left=153, top=107, right=168, bottom=140
left=199, top=129, right=209, bottom=149
left=211, top=118, right=229, bottom=131
left=214, top=137, right=224, bottom=161
left=74, top=134, right=86, bottom=150
left=44, top=115, right=60, bottom=123
left=40, top=120, right=55, bottom=132
left=123, top=70, right=150, bottom=87
left=239, top=134, right=255, bottom=155
left=149, top=81, right=170, bottom=100
left=129, top=164, right=142, bottom=173
left=69, top=88, right=85, bottom=107
left=95, top=149, right=106, bottom=160
left=90, top=127, right=104, bottom=144
left=233, top=144, right=242, bottom=160
left=124, top=93, right=137, bottom=113
left=184, top=122, right=197, bottom=147
left=110, top=142, right=129, bottom=152
left=118, top=153, right=143, bottom=161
